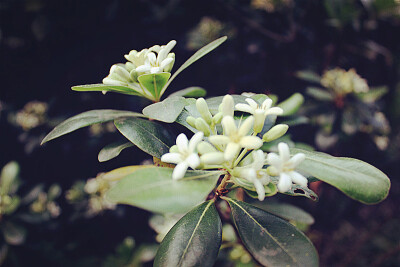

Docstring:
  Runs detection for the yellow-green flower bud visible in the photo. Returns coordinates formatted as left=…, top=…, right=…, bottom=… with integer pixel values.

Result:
left=266, top=166, right=279, bottom=176
left=169, top=145, right=179, bottom=153
left=212, top=112, right=223, bottom=124
left=195, top=118, right=211, bottom=136
left=196, top=98, right=213, bottom=124
left=253, top=110, right=266, bottom=134
left=186, top=116, right=197, bottom=128
left=263, top=124, right=289, bottom=142
left=200, top=152, right=225, bottom=165
left=197, top=141, right=217, bottom=154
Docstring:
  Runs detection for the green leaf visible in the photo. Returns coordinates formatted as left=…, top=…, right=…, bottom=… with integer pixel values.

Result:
left=154, top=200, right=222, bottom=267
left=0, top=161, right=19, bottom=195
left=295, top=71, right=321, bottom=83
left=169, top=87, right=207, bottom=98
left=41, top=110, right=144, bottom=145
left=291, top=148, right=391, bottom=204
left=225, top=198, right=319, bottom=267
left=284, top=184, right=319, bottom=201
left=142, top=96, right=186, bottom=123
left=161, top=36, right=227, bottom=95
left=306, top=87, right=334, bottom=101
left=253, top=201, right=315, bottom=225
left=356, top=86, right=388, bottom=103
left=138, top=72, right=171, bottom=101
left=71, top=84, right=143, bottom=96
left=98, top=141, right=134, bottom=162
left=106, top=167, right=221, bottom=213
left=114, top=118, right=174, bottom=158
left=277, top=93, right=304, bottom=116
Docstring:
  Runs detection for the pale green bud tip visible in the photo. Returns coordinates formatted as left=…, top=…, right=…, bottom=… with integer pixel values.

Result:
left=221, top=95, right=234, bottom=117
left=186, top=116, right=196, bottom=128
left=263, top=124, right=289, bottom=142
left=195, top=118, right=211, bottom=136
left=266, top=166, right=279, bottom=176
left=197, top=141, right=217, bottom=154
left=169, top=145, right=179, bottom=153
left=196, top=98, right=212, bottom=124
left=213, top=112, right=223, bottom=124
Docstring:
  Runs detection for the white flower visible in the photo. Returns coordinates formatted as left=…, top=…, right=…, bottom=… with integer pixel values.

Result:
left=233, top=150, right=270, bottom=201
left=134, top=40, right=176, bottom=74
left=161, top=132, right=203, bottom=180
left=266, top=142, right=307, bottom=193
left=236, top=98, right=283, bottom=133
left=208, top=116, right=263, bottom=161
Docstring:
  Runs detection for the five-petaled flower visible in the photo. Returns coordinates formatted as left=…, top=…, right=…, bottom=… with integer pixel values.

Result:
left=161, top=132, right=203, bottom=180
left=266, top=142, right=308, bottom=193
left=208, top=116, right=263, bottom=161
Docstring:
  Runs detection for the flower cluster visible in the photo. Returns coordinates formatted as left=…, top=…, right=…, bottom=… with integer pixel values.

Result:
left=321, top=68, right=369, bottom=95
left=161, top=94, right=307, bottom=201
left=102, top=40, right=176, bottom=99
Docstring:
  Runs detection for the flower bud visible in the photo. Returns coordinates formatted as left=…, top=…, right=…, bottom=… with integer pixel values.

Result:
left=200, top=152, right=225, bottom=165
left=220, top=95, right=234, bottom=117
left=186, top=116, right=197, bottom=128
left=266, top=166, right=279, bottom=176
left=197, top=141, right=216, bottom=154
left=263, top=124, right=289, bottom=142
left=253, top=110, right=266, bottom=133
left=212, top=112, right=223, bottom=124
left=196, top=98, right=213, bottom=124
left=195, top=118, right=211, bottom=136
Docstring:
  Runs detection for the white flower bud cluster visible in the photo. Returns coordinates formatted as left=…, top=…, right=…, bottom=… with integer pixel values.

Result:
left=161, top=94, right=308, bottom=201
left=102, top=40, right=176, bottom=98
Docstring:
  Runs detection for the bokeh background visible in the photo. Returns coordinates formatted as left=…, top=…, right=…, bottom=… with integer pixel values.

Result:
left=1, top=0, right=399, bottom=266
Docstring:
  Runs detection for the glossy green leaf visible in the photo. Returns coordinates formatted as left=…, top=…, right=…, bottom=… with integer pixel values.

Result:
left=306, top=87, right=334, bottom=101
left=284, top=184, right=319, bottom=201
left=225, top=198, right=319, bottom=267
left=169, top=87, right=207, bottom=98
left=253, top=202, right=315, bottom=225
left=277, top=93, right=304, bottom=116
left=98, top=141, right=134, bottom=162
left=71, top=84, right=142, bottom=96
left=41, top=110, right=144, bottom=145
left=291, top=148, right=391, bottom=204
left=138, top=72, right=171, bottom=101
left=295, top=70, right=321, bottom=83
left=154, top=200, right=222, bottom=267
left=161, top=36, right=227, bottom=95
left=106, top=167, right=221, bottom=214
left=114, top=118, right=174, bottom=158
left=142, top=96, right=186, bottom=123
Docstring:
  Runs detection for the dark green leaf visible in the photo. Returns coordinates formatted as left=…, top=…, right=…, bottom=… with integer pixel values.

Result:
left=98, top=141, right=134, bottom=162
left=161, top=36, right=227, bottom=95
left=114, top=118, right=174, bottom=158
left=142, top=96, right=186, bottom=123
left=225, top=198, right=319, bottom=267
left=72, top=84, right=142, bottom=96
left=306, top=87, right=334, bottom=101
left=284, top=184, right=319, bottom=201
left=294, top=71, right=321, bottom=83
left=41, top=110, right=144, bottom=145
left=154, top=200, right=222, bottom=267
left=169, top=87, right=207, bottom=98
left=291, top=148, right=391, bottom=204
left=106, top=167, right=221, bottom=214
left=356, top=86, right=388, bottom=103
left=138, top=72, right=171, bottom=101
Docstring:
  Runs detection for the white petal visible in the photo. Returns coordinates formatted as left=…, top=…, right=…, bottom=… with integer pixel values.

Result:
left=245, top=98, right=258, bottom=109
left=261, top=99, right=273, bottom=110
left=252, top=150, right=265, bottom=170
left=287, top=153, right=305, bottom=168
left=160, top=57, right=174, bottom=70
left=135, top=65, right=151, bottom=73
left=221, top=95, right=234, bottom=117
left=222, top=116, right=237, bottom=136
left=150, top=67, right=161, bottom=73
left=253, top=110, right=266, bottom=133
left=266, top=153, right=282, bottom=168
left=235, top=104, right=254, bottom=114
left=188, top=132, right=204, bottom=152
left=238, top=168, right=257, bottom=181
left=289, top=171, right=308, bottom=187
left=224, top=142, right=241, bottom=161
left=240, top=136, right=263, bottom=150
left=266, top=107, right=283, bottom=116
left=147, top=52, right=157, bottom=65
left=186, top=153, right=200, bottom=169
left=161, top=153, right=182, bottom=164
left=278, top=142, right=291, bottom=162
left=176, top=133, right=189, bottom=152
left=253, top=179, right=266, bottom=201
left=208, top=135, right=230, bottom=146
left=102, top=78, right=125, bottom=86
left=238, top=116, right=254, bottom=136
left=172, top=162, right=188, bottom=180
left=277, top=173, right=292, bottom=192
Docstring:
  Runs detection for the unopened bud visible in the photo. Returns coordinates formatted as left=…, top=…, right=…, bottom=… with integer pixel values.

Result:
left=220, top=95, right=234, bottom=117
left=197, top=141, right=216, bottom=154
left=266, top=166, right=279, bottom=176
left=196, top=98, right=212, bottom=124
left=186, top=116, right=196, bottom=128
left=212, top=112, right=223, bottom=124
left=195, top=118, right=211, bottom=136
left=200, top=152, right=225, bottom=165
left=254, top=110, right=266, bottom=133
left=263, top=124, right=289, bottom=142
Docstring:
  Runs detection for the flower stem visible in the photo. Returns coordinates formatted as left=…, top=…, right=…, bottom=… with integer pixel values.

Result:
left=215, top=173, right=231, bottom=197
